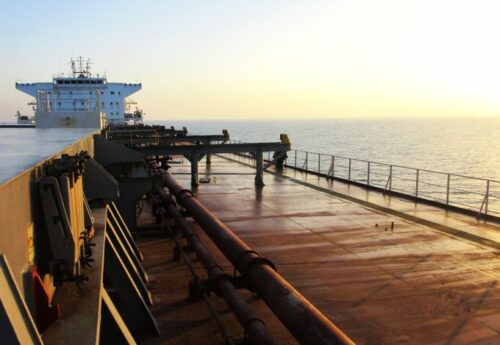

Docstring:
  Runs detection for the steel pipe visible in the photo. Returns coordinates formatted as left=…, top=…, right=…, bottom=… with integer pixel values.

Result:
left=157, top=189, right=277, bottom=345
left=157, top=168, right=354, bottom=345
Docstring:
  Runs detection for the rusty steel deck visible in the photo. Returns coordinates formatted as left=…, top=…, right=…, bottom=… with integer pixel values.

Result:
left=139, top=154, right=500, bottom=345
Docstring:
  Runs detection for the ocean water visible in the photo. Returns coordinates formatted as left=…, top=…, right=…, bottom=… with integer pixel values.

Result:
left=151, top=117, right=500, bottom=215
left=152, top=117, right=500, bottom=181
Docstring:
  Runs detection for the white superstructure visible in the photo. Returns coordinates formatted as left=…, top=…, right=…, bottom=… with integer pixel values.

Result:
left=16, top=57, right=143, bottom=127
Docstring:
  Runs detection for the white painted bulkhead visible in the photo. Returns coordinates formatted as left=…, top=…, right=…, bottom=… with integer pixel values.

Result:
left=16, top=78, right=142, bottom=126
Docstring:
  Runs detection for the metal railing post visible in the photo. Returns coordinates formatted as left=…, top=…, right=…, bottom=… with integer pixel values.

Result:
left=284, top=149, right=497, bottom=216
left=478, top=180, right=491, bottom=218
left=485, top=180, right=490, bottom=215
left=348, top=158, right=352, bottom=181
left=389, top=165, right=392, bottom=191
left=446, top=174, right=451, bottom=205
left=415, top=169, right=419, bottom=199
left=367, top=161, right=371, bottom=186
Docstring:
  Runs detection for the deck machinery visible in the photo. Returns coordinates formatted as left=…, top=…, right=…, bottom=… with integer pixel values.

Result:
left=0, top=125, right=356, bottom=344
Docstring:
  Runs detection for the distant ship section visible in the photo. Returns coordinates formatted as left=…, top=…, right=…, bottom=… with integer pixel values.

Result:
left=16, top=57, right=143, bottom=128
left=15, top=110, right=35, bottom=125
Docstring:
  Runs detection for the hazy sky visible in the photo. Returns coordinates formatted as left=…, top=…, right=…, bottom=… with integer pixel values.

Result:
left=1, top=0, right=499, bottom=121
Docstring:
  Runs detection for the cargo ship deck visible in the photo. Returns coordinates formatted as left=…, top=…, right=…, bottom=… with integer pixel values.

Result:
left=139, top=154, right=500, bottom=345
left=2, top=128, right=499, bottom=345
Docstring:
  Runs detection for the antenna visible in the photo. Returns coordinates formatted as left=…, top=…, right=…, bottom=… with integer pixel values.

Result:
left=69, top=56, right=92, bottom=78
left=78, top=56, right=84, bottom=74
left=86, top=59, right=92, bottom=77
left=70, top=58, right=76, bottom=77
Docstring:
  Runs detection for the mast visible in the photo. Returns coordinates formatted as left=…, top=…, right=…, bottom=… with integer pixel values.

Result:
left=70, top=56, right=92, bottom=78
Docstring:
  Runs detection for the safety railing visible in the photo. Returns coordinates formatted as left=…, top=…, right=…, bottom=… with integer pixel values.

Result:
left=287, top=149, right=500, bottom=218
left=222, top=143, right=500, bottom=219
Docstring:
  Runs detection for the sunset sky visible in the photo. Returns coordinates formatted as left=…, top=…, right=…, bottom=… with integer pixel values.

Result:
left=0, top=0, right=499, bottom=121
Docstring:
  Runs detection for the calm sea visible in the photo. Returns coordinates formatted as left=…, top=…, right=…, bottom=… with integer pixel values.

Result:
left=1, top=118, right=496, bottom=214
left=152, top=117, right=500, bottom=181
left=151, top=117, right=500, bottom=214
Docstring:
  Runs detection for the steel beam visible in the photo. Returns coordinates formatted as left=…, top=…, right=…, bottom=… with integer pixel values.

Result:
left=142, top=142, right=289, bottom=185
left=103, top=232, right=159, bottom=340
left=0, top=255, right=43, bottom=345
left=189, top=154, right=200, bottom=186
left=115, top=175, right=160, bottom=239
left=255, top=150, right=264, bottom=186
left=109, top=132, right=229, bottom=145
left=105, top=125, right=188, bottom=138
left=106, top=215, right=152, bottom=305
left=134, top=142, right=290, bottom=156
left=94, top=135, right=144, bottom=168
left=109, top=203, right=144, bottom=262
left=99, top=287, right=137, bottom=345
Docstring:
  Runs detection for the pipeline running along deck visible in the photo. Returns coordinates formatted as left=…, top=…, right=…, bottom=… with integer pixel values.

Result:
left=1, top=125, right=500, bottom=345
left=143, top=153, right=500, bottom=345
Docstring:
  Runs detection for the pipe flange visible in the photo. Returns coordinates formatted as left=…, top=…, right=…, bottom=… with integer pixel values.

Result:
left=241, top=257, right=277, bottom=278
left=176, top=188, right=195, bottom=204
left=243, top=317, right=266, bottom=335
left=233, top=250, right=260, bottom=275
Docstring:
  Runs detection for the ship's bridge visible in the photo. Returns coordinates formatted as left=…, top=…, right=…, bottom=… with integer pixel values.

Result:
left=15, top=58, right=143, bottom=125
left=53, top=77, right=107, bottom=85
